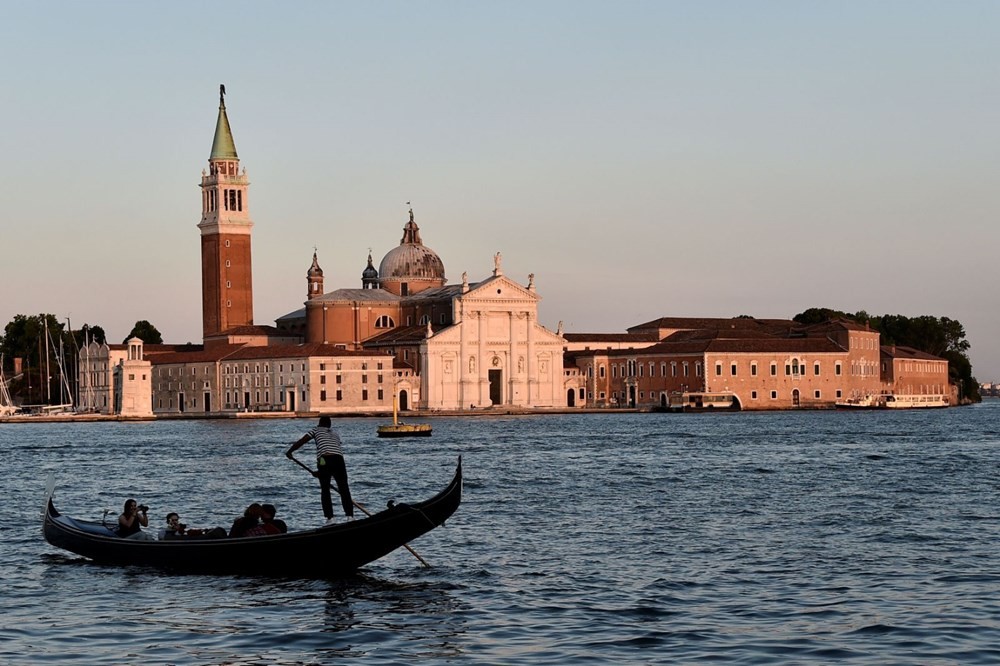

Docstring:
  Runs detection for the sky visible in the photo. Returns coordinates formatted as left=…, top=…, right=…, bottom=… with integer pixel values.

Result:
left=1, top=2, right=998, bottom=379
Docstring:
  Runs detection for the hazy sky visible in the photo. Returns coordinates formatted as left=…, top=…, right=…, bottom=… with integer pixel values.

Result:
left=2, top=3, right=998, bottom=379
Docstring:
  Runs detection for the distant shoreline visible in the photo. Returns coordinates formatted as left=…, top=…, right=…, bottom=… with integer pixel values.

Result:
left=4, top=400, right=986, bottom=424
left=0, top=407, right=636, bottom=424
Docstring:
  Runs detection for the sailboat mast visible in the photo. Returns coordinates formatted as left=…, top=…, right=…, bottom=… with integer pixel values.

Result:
left=43, top=321, right=51, bottom=404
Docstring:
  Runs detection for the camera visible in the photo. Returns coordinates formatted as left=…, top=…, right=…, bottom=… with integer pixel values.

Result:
left=137, top=504, right=149, bottom=513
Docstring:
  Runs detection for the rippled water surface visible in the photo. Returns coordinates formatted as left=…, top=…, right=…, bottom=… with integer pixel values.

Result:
left=3, top=403, right=1000, bottom=664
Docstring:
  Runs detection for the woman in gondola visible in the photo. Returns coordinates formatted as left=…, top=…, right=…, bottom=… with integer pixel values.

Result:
left=118, top=499, right=153, bottom=540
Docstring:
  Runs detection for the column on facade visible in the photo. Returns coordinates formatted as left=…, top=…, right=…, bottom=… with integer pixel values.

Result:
left=526, top=310, right=536, bottom=405
left=477, top=310, right=487, bottom=406
left=459, top=301, right=470, bottom=408
left=507, top=311, right=517, bottom=406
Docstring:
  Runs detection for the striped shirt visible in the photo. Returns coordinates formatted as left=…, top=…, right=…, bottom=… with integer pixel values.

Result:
left=306, top=426, right=344, bottom=458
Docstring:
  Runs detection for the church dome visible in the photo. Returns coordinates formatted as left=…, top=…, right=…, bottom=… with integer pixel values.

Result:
left=378, top=209, right=445, bottom=284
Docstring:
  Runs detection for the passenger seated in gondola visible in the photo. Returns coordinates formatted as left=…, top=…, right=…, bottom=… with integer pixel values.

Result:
left=118, top=499, right=153, bottom=540
left=159, top=512, right=187, bottom=540
left=160, top=512, right=227, bottom=540
left=261, top=504, right=287, bottom=534
left=229, top=502, right=269, bottom=537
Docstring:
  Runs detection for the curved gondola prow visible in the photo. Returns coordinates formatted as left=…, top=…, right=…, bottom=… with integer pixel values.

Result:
left=41, top=472, right=56, bottom=535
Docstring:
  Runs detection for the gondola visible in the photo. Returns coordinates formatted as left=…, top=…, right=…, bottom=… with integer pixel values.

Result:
left=43, top=457, right=462, bottom=576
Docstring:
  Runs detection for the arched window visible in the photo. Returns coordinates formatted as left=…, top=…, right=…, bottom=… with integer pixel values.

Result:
left=375, top=315, right=395, bottom=329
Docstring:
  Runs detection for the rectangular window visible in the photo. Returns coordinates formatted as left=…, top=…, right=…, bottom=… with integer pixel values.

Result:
left=770, top=363, right=777, bottom=376
left=751, top=363, right=757, bottom=376
left=751, top=390, right=758, bottom=400
left=835, top=363, right=842, bottom=376
left=770, top=391, right=777, bottom=400
left=731, top=363, right=737, bottom=376
left=378, top=389, right=384, bottom=400
left=336, top=390, right=342, bottom=401
left=715, top=363, right=722, bottom=376
left=600, top=365, right=606, bottom=378
left=362, top=389, right=369, bottom=401
left=814, top=390, right=821, bottom=399
left=320, top=375, right=326, bottom=384
left=836, top=389, right=842, bottom=398
left=336, top=375, right=342, bottom=384
left=320, top=390, right=327, bottom=401
left=814, top=363, right=820, bottom=375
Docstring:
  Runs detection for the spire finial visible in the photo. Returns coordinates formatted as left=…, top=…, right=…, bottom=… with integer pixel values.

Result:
left=220, top=83, right=226, bottom=106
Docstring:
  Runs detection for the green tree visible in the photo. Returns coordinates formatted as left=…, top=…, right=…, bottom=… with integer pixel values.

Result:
left=0, top=313, right=71, bottom=405
left=125, top=320, right=163, bottom=345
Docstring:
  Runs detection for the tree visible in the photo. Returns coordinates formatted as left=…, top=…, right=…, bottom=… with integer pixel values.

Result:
left=793, top=308, right=850, bottom=325
left=0, top=313, right=72, bottom=405
left=72, top=324, right=107, bottom=350
left=125, top=320, right=163, bottom=344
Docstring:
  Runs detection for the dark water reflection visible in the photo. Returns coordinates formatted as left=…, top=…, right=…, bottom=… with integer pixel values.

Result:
left=3, top=403, right=1000, bottom=664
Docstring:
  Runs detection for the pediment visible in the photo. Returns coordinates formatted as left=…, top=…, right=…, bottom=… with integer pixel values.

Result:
left=463, top=275, right=538, bottom=303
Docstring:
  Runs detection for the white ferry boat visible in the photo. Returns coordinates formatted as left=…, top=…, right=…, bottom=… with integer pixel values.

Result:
left=882, top=394, right=948, bottom=409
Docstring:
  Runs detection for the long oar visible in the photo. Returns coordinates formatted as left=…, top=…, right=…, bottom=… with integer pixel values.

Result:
left=287, top=454, right=430, bottom=568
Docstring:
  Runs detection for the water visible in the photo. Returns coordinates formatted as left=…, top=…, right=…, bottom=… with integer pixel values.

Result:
left=3, top=403, right=1000, bottom=664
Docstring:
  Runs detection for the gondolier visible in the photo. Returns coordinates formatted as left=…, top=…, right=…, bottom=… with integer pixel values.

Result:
left=287, top=416, right=354, bottom=524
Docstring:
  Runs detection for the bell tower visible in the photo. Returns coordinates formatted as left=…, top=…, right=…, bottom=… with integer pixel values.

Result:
left=307, top=250, right=324, bottom=300
left=198, top=84, right=254, bottom=339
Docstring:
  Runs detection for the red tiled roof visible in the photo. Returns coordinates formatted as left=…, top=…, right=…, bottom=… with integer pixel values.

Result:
left=363, top=325, right=434, bottom=346
left=881, top=345, right=945, bottom=361
left=149, top=343, right=390, bottom=365
left=627, top=316, right=796, bottom=334
left=563, top=332, right=660, bottom=343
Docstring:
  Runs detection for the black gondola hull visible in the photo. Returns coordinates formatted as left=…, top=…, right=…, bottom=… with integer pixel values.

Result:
left=43, top=458, right=462, bottom=576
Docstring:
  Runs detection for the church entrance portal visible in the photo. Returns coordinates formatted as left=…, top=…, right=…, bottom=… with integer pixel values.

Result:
left=489, top=369, right=502, bottom=405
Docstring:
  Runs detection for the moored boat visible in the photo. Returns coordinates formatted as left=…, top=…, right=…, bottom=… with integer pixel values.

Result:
left=835, top=395, right=883, bottom=409
left=43, top=457, right=461, bottom=575
left=668, top=391, right=740, bottom=412
left=377, top=388, right=433, bottom=437
left=377, top=422, right=433, bottom=438
left=883, top=394, right=948, bottom=409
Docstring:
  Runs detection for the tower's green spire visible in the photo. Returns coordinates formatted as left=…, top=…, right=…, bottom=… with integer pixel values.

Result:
left=210, top=84, right=238, bottom=160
